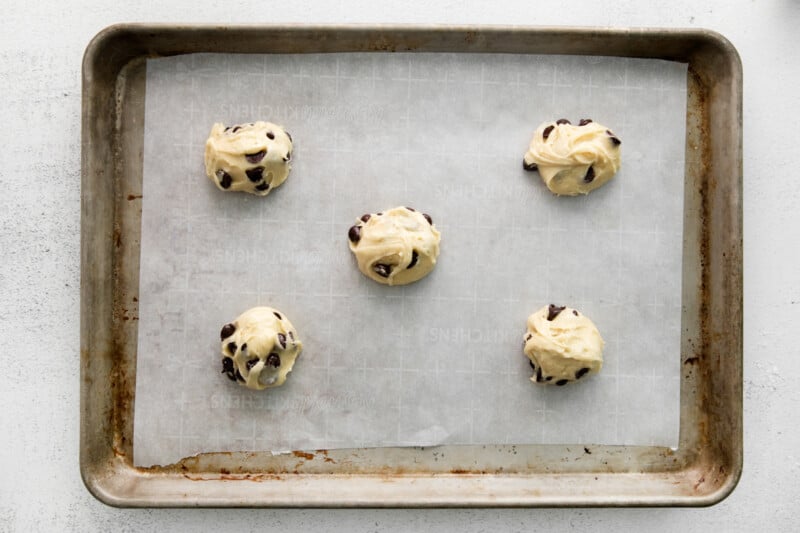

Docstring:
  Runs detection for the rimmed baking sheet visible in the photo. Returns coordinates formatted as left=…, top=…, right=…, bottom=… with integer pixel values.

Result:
left=81, top=24, right=742, bottom=507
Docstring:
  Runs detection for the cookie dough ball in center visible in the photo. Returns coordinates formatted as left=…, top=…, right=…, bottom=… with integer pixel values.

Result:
left=523, top=118, right=621, bottom=196
left=204, top=121, right=293, bottom=196
left=347, top=206, right=441, bottom=286
left=523, top=304, right=604, bottom=386
left=219, top=306, right=302, bottom=390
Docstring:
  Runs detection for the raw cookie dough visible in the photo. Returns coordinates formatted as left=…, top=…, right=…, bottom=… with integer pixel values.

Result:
left=219, top=306, right=302, bottom=390
left=523, top=304, right=604, bottom=386
left=204, top=121, right=293, bottom=196
left=522, top=118, right=621, bottom=196
left=347, top=206, right=441, bottom=286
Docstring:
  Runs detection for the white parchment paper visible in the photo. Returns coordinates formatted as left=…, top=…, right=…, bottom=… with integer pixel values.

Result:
left=134, top=52, right=686, bottom=467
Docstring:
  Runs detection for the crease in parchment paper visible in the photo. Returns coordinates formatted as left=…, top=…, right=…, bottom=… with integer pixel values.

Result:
left=133, top=52, right=686, bottom=467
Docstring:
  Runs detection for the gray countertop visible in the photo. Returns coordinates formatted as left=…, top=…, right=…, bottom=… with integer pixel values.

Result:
left=1, top=0, right=794, bottom=530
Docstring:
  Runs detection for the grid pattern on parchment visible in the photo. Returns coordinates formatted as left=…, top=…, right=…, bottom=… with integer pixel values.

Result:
left=133, top=52, right=686, bottom=467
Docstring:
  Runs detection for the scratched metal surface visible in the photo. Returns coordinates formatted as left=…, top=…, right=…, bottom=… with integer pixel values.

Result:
left=80, top=24, right=742, bottom=507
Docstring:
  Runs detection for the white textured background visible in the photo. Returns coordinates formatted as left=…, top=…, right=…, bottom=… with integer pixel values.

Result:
left=0, top=1, right=796, bottom=531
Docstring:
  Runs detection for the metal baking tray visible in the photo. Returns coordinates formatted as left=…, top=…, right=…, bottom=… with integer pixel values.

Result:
left=80, top=24, right=742, bottom=507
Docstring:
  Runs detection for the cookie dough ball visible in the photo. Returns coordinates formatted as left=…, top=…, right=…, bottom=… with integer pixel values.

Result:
left=522, top=118, right=621, bottom=196
left=347, top=206, right=441, bottom=286
left=219, top=307, right=302, bottom=390
left=523, top=304, right=604, bottom=386
left=204, top=121, right=293, bottom=196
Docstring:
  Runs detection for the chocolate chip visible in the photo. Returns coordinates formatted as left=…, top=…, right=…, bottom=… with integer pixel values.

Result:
left=222, top=360, right=237, bottom=382
left=407, top=250, right=419, bottom=269
left=606, top=130, right=621, bottom=145
left=267, top=353, right=281, bottom=367
left=227, top=341, right=237, bottom=354
left=220, top=323, right=236, bottom=340
left=246, top=167, right=264, bottom=182
left=536, top=366, right=543, bottom=382
left=241, top=343, right=247, bottom=352
left=584, top=166, right=595, bottom=183
left=573, top=310, right=579, bottom=316
left=232, top=126, right=241, bottom=133
left=545, top=376, right=553, bottom=382
left=245, top=150, right=266, bottom=163
left=526, top=333, right=532, bottom=341
left=542, top=125, right=554, bottom=140
left=255, top=182, right=270, bottom=191
left=273, top=311, right=282, bottom=320
left=423, top=213, right=433, bottom=225
left=406, top=206, right=416, bottom=212
left=579, top=118, right=593, bottom=126
left=373, top=263, right=391, bottom=278
left=523, top=159, right=538, bottom=171
left=277, top=333, right=287, bottom=349
left=266, top=131, right=275, bottom=140
left=575, top=367, right=590, bottom=380
left=288, top=331, right=295, bottom=341
left=235, top=369, right=245, bottom=382
left=224, top=126, right=232, bottom=132
left=556, top=118, right=571, bottom=125
left=283, top=151, right=291, bottom=162
left=285, top=131, right=292, bottom=142
left=376, top=212, right=383, bottom=216
left=556, top=379, right=568, bottom=386
left=529, top=360, right=536, bottom=371
left=360, top=214, right=371, bottom=223
left=216, top=169, right=232, bottom=189
left=348, top=225, right=361, bottom=243
left=246, top=358, right=260, bottom=370
left=547, top=304, right=566, bottom=321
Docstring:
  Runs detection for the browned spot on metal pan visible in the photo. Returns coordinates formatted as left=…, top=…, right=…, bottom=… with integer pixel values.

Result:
left=81, top=24, right=742, bottom=507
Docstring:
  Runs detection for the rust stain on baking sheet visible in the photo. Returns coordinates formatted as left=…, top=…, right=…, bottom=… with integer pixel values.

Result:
left=292, top=451, right=315, bottom=461
left=684, top=356, right=700, bottom=365
left=182, top=472, right=283, bottom=482
left=693, top=475, right=706, bottom=491
left=148, top=452, right=285, bottom=480
left=318, top=449, right=336, bottom=463
left=364, top=35, right=421, bottom=52
left=109, top=358, right=133, bottom=459
left=127, top=194, right=142, bottom=201
left=117, top=306, right=137, bottom=322
left=113, top=224, right=122, bottom=249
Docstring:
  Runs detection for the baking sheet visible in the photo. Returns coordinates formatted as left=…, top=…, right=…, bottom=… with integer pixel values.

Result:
left=133, top=52, right=685, bottom=467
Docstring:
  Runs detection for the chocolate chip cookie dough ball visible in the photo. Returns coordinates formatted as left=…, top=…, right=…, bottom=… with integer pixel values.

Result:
left=522, top=118, right=621, bottom=196
left=523, top=304, right=604, bottom=386
left=204, top=121, right=293, bottom=196
left=347, top=206, right=441, bottom=286
left=219, top=307, right=302, bottom=390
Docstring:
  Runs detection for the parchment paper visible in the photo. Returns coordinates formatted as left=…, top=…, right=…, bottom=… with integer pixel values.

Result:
left=134, top=52, right=686, bottom=467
